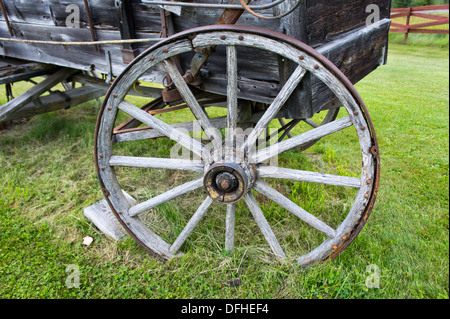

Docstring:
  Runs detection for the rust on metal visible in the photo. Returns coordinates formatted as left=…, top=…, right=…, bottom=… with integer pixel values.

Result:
left=148, top=104, right=188, bottom=115
left=162, top=86, right=183, bottom=103
left=203, top=163, right=248, bottom=204
left=83, top=0, right=99, bottom=51
left=181, top=0, right=248, bottom=84
left=370, top=146, right=379, bottom=156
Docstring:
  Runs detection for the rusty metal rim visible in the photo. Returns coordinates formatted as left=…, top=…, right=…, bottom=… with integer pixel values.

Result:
left=94, top=24, right=380, bottom=263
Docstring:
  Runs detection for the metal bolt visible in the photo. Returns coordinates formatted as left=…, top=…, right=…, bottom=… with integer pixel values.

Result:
left=220, top=35, right=226, bottom=40
left=299, top=55, right=305, bottom=60
left=149, top=56, right=154, bottom=61
left=183, top=72, right=195, bottom=83
left=314, top=64, right=319, bottom=70
left=99, top=153, right=104, bottom=158
left=101, top=167, right=105, bottom=171
left=163, top=48, right=168, bottom=53
left=126, top=221, right=130, bottom=225
left=353, top=111, right=359, bottom=116
left=220, top=180, right=231, bottom=190
left=113, top=93, right=118, bottom=98
left=360, top=126, right=366, bottom=131
left=333, top=245, right=338, bottom=250
left=118, top=211, right=123, bottom=215
left=365, top=193, right=370, bottom=198
left=366, top=179, right=372, bottom=184
left=342, top=235, right=348, bottom=240
left=107, top=107, right=112, bottom=111
left=238, top=35, right=244, bottom=40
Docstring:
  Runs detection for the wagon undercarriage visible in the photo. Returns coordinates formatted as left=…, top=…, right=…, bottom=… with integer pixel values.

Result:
left=1, top=0, right=388, bottom=265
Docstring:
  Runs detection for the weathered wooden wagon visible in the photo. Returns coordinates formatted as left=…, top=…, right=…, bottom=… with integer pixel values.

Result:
left=0, top=0, right=390, bottom=266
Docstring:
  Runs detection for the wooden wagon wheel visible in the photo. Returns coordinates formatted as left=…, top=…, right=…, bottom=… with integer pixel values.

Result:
left=95, top=25, right=380, bottom=266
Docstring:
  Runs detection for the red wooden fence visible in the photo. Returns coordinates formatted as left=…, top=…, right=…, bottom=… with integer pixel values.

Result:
left=390, top=4, right=449, bottom=40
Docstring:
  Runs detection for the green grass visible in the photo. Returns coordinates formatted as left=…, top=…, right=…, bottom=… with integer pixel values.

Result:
left=0, top=43, right=448, bottom=299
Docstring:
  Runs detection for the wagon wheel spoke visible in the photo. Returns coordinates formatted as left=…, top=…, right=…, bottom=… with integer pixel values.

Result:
left=257, top=165, right=361, bottom=188
left=128, top=178, right=204, bottom=217
left=162, top=59, right=223, bottom=150
left=253, top=180, right=336, bottom=238
left=243, top=192, right=286, bottom=260
left=254, top=116, right=353, bottom=164
left=169, top=197, right=214, bottom=254
left=114, top=117, right=228, bottom=144
left=225, top=204, right=236, bottom=252
left=109, top=156, right=204, bottom=172
left=242, top=65, right=307, bottom=152
left=118, top=100, right=210, bottom=161
left=226, top=45, right=239, bottom=135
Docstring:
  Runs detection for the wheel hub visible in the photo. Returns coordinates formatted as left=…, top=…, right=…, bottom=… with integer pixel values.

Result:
left=204, top=163, right=250, bottom=204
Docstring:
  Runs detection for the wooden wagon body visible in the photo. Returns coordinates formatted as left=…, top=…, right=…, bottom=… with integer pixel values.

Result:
left=1, top=0, right=390, bottom=121
left=1, top=1, right=390, bottom=265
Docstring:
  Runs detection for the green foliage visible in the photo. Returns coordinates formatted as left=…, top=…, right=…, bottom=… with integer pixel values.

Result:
left=392, top=0, right=449, bottom=8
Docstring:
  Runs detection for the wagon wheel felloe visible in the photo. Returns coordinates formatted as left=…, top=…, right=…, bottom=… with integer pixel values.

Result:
left=95, top=26, right=379, bottom=266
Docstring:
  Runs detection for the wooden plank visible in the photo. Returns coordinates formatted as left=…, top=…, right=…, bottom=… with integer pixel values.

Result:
left=410, top=4, right=449, bottom=12
left=276, top=0, right=313, bottom=119
left=0, top=21, right=161, bottom=82
left=312, top=18, right=390, bottom=113
left=390, top=12, right=411, bottom=19
left=0, top=68, right=78, bottom=122
left=306, top=0, right=391, bottom=46
left=84, top=190, right=137, bottom=241
left=411, top=12, right=449, bottom=20
left=70, top=73, right=162, bottom=99
left=408, top=19, right=449, bottom=29
left=1, top=0, right=162, bottom=31
left=5, top=85, right=104, bottom=121
left=0, top=62, right=56, bottom=78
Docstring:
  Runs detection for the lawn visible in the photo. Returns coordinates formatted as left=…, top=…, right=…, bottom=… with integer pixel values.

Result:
left=0, top=42, right=448, bottom=299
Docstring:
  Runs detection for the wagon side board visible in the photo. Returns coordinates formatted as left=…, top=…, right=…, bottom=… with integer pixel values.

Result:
left=312, top=18, right=391, bottom=114
left=1, top=0, right=392, bottom=119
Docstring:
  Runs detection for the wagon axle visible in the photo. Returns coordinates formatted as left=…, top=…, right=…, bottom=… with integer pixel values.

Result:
left=203, top=162, right=252, bottom=204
